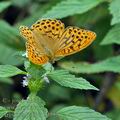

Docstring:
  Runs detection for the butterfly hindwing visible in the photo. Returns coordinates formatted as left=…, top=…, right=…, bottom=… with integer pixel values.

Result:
left=55, top=27, right=96, bottom=57
left=19, top=26, right=49, bottom=64
left=26, top=42, right=49, bottom=64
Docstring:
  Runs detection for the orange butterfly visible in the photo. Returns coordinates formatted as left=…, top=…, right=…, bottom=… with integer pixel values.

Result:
left=20, top=19, right=96, bottom=65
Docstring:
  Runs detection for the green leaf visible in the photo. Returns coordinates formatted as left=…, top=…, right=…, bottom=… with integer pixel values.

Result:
left=42, top=0, right=104, bottom=19
left=49, top=85, right=70, bottom=100
left=0, top=20, right=24, bottom=49
left=73, top=5, right=109, bottom=27
left=48, top=105, right=66, bottom=120
left=14, top=95, right=48, bottom=120
left=17, top=7, right=49, bottom=26
left=101, top=24, right=120, bottom=45
left=0, top=44, right=23, bottom=65
left=27, top=62, right=46, bottom=80
left=49, top=106, right=111, bottom=120
left=58, top=56, right=120, bottom=74
left=48, top=70, right=98, bottom=90
left=92, top=15, right=113, bottom=60
left=107, top=109, right=120, bottom=120
left=0, top=65, right=26, bottom=77
left=16, top=2, right=55, bottom=26
left=0, top=77, right=13, bottom=84
left=0, top=2, right=11, bottom=13
left=12, top=0, right=30, bottom=7
left=0, top=106, right=10, bottom=118
left=109, top=0, right=120, bottom=25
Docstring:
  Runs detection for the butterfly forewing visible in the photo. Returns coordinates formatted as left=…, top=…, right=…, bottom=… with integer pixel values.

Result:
left=19, top=26, right=49, bottom=64
left=31, top=19, right=65, bottom=54
left=31, top=19, right=64, bottom=40
left=55, top=27, right=96, bottom=57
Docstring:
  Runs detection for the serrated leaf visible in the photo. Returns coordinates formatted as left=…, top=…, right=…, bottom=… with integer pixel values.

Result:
left=0, top=2, right=11, bottom=13
left=59, top=56, right=120, bottom=74
left=101, top=24, right=120, bottom=45
left=42, top=0, right=104, bottom=19
left=49, top=106, right=111, bottom=120
left=48, top=70, right=98, bottom=90
left=0, top=20, right=24, bottom=49
left=0, top=106, right=10, bottom=118
left=0, top=65, right=26, bottom=77
left=109, top=0, right=120, bottom=25
left=14, top=95, right=48, bottom=120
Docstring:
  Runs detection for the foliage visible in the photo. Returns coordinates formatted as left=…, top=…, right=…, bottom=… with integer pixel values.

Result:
left=0, top=1, right=11, bottom=13
left=101, top=24, right=120, bottom=45
left=49, top=106, right=110, bottom=120
left=0, top=106, right=11, bottom=118
left=0, top=0, right=120, bottom=119
left=107, top=109, right=120, bottom=120
left=0, top=20, right=24, bottom=49
left=0, top=65, right=26, bottom=77
left=42, top=0, right=104, bottom=19
left=109, top=0, right=120, bottom=25
left=59, top=56, right=120, bottom=74
left=48, top=70, right=98, bottom=90
left=0, top=44, right=23, bottom=65
left=14, top=94, right=48, bottom=120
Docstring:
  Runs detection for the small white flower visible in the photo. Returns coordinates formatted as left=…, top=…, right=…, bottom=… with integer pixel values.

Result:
left=22, top=52, right=28, bottom=58
left=43, top=76, right=50, bottom=83
left=22, top=76, right=28, bottom=87
left=27, top=73, right=31, bottom=79
left=22, top=79, right=28, bottom=87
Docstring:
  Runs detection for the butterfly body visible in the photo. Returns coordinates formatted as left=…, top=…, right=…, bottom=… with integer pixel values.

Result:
left=20, top=19, right=96, bottom=65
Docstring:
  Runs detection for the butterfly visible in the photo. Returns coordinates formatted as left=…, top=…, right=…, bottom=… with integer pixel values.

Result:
left=19, top=19, right=96, bottom=65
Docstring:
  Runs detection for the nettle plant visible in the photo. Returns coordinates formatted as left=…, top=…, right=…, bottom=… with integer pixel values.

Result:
left=0, top=19, right=110, bottom=120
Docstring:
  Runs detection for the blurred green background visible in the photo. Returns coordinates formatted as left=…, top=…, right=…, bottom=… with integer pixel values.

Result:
left=0, top=0, right=120, bottom=119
